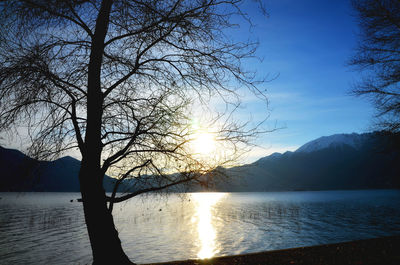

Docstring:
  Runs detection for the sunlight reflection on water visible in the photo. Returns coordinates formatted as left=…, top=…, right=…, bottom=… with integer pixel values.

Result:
left=191, top=193, right=227, bottom=259
left=1, top=190, right=400, bottom=264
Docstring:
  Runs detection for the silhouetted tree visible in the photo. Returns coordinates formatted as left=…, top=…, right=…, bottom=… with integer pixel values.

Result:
left=350, top=0, right=400, bottom=133
left=0, top=0, right=267, bottom=264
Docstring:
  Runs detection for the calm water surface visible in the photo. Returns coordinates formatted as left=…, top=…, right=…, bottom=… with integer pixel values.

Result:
left=1, top=190, right=400, bottom=264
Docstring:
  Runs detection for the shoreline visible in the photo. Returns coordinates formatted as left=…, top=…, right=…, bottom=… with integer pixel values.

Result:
left=143, top=235, right=400, bottom=265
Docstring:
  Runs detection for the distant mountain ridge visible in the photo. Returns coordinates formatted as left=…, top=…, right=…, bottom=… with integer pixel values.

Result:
left=295, top=133, right=373, bottom=153
left=1, top=132, right=399, bottom=192
left=216, top=132, right=400, bottom=191
left=0, top=147, right=117, bottom=192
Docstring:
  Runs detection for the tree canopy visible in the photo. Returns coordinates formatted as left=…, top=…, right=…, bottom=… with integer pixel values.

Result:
left=350, top=0, right=400, bottom=133
left=0, top=0, right=267, bottom=206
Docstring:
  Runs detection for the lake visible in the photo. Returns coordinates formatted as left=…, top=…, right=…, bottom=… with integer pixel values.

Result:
left=1, top=190, right=400, bottom=264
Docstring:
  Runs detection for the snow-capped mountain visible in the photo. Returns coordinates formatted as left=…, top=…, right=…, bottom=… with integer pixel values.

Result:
left=217, top=131, right=399, bottom=192
left=295, top=133, right=373, bottom=153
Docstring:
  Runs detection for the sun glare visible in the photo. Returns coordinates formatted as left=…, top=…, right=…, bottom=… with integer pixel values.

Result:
left=191, top=131, right=216, bottom=156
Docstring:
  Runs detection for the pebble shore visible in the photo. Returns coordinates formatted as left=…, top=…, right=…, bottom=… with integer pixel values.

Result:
left=144, top=236, right=400, bottom=265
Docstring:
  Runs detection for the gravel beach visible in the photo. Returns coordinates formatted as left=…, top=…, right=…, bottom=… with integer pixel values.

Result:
left=143, top=236, right=400, bottom=265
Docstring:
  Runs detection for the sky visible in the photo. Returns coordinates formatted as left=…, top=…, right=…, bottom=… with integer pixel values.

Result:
left=234, top=0, right=375, bottom=162
left=1, top=0, right=376, bottom=165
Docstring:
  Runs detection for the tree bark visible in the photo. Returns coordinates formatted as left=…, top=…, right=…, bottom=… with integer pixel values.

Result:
left=79, top=163, right=134, bottom=265
left=79, top=0, right=135, bottom=264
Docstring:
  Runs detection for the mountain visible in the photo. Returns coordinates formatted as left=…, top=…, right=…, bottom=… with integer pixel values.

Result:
left=0, top=146, right=117, bottom=192
left=295, top=133, right=373, bottom=153
left=0, top=146, right=38, bottom=191
left=1, top=132, right=399, bottom=192
left=216, top=132, right=400, bottom=191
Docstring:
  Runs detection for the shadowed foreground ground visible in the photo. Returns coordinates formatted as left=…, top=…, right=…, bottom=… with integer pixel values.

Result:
left=143, top=235, right=400, bottom=265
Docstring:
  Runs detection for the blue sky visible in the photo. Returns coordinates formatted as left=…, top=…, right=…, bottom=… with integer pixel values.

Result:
left=1, top=0, right=375, bottom=164
left=234, top=0, right=375, bottom=162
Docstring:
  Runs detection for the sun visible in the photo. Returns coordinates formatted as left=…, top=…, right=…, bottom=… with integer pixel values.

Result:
left=191, top=131, right=216, bottom=156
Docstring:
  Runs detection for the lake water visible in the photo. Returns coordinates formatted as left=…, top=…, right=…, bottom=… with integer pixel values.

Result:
left=1, top=190, right=400, bottom=264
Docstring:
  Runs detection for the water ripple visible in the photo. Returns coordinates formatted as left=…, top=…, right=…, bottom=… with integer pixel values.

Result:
left=1, top=190, right=400, bottom=264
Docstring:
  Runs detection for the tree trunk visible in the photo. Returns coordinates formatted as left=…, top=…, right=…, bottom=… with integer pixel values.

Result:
left=79, top=160, right=135, bottom=265
left=80, top=1, right=135, bottom=264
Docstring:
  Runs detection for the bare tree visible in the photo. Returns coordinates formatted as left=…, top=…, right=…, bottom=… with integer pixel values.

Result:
left=349, top=0, right=400, bottom=133
left=0, top=0, right=267, bottom=264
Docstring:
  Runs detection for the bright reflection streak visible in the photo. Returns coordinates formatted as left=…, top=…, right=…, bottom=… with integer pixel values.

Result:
left=191, top=193, right=226, bottom=259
